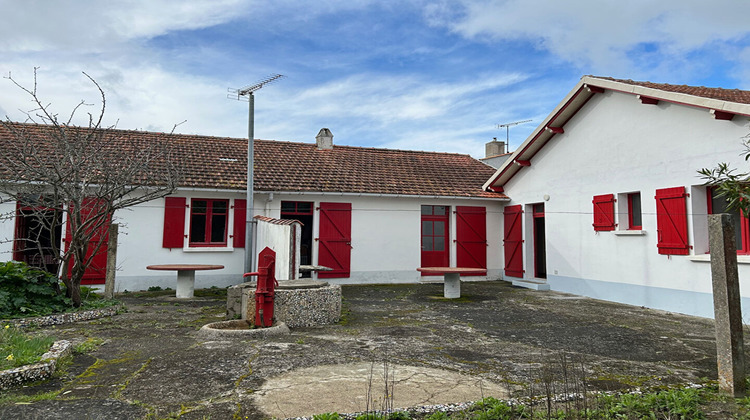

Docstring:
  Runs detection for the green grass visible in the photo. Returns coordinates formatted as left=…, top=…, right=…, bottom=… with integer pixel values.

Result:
left=0, top=325, right=55, bottom=370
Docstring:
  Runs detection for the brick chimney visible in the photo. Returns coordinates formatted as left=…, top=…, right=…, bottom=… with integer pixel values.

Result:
left=316, top=128, right=333, bottom=150
left=485, top=138, right=506, bottom=157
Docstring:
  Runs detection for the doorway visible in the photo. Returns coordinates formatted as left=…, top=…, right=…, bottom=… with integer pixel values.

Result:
left=13, top=204, right=62, bottom=275
left=280, top=201, right=314, bottom=276
left=420, top=205, right=449, bottom=272
left=533, top=203, right=546, bottom=278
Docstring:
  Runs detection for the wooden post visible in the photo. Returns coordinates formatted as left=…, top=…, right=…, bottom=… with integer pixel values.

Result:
left=104, top=223, right=118, bottom=299
left=708, top=214, right=746, bottom=397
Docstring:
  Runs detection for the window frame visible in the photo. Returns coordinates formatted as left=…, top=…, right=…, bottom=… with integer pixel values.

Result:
left=188, top=198, right=229, bottom=247
left=707, top=186, right=750, bottom=255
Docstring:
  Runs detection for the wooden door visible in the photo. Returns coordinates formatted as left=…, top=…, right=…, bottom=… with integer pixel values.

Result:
left=503, top=205, right=524, bottom=278
left=317, top=202, right=351, bottom=278
left=421, top=205, right=449, bottom=272
left=456, top=206, right=487, bottom=275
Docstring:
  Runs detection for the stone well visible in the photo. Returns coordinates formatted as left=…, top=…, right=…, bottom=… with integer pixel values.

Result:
left=228, top=279, right=341, bottom=328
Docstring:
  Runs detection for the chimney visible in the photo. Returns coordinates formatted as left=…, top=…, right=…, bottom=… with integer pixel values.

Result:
left=316, top=128, right=333, bottom=150
left=485, top=137, right=505, bottom=157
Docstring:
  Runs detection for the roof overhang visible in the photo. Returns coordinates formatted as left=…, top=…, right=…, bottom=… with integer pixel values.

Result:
left=482, top=76, right=750, bottom=192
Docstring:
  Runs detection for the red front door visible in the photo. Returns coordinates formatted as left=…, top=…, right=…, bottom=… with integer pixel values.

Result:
left=421, top=205, right=449, bottom=272
left=66, top=198, right=109, bottom=285
left=503, top=205, right=524, bottom=278
left=317, top=202, right=351, bottom=279
left=456, top=206, right=487, bottom=275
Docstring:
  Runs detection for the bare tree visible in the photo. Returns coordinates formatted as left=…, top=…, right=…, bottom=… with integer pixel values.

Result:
left=0, top=68, right=181, bottom=306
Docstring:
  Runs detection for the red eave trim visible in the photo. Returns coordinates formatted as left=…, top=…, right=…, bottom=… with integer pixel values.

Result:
left=515, top=159, right=531, bottom=166
left=711, top=109, right=735, bottom=120
left=485, top=84, right=596, bottom=191
left=638, top=95, right=659, bottom=105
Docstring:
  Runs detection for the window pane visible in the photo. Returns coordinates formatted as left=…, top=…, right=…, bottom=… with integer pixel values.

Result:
left=190, top=214, right=206, bottom=242
left=711, top=190, right=742, bottom=248
left=434, top=237, right=444, bottom=251
left=192, top=200, right=207, bottom=214
left=297, top=202, right=313, bottom=213
left=630, top=193, right=642, bottom=227
left=434, top=206, right=446, bottom=215
left=421, top=206, right=432, bottom=215
left=212, top=200, right=227, bottom=214
left=533, top=203, right=544, bottom=214
left=422, top=236, right=433, bottom=251
left=434, top=221, right=445, bottom=236
left=281, top=202, right=296, bottom=213
left=422, top=221, right=432, bottom=235
left=211, top=214, right=227, bottom=242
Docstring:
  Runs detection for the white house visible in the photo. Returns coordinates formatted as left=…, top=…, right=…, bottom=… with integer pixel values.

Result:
left=0, top=124, right=505, bottom=292
left=483, top=76, right=750, bottom=318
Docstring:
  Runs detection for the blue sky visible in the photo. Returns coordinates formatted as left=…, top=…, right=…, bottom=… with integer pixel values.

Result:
left=2, top=0, right=750, bottom=158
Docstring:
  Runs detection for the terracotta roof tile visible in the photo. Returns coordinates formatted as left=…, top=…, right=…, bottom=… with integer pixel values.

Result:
left=589, top=76, right=750, bottom=104
left=0, top=122, right=504, bottom=199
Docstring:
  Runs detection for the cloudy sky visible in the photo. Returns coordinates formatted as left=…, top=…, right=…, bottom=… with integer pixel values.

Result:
left=2, top=0, right=750, bottom=158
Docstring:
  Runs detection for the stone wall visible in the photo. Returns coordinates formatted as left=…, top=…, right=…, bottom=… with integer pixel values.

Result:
left=243, top=284, right=341, bottom=328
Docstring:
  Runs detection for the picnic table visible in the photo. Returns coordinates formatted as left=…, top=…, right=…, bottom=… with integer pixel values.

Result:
left=417, top=267, right=487, bottom=298
left=146, top=264, right=224, bottom=298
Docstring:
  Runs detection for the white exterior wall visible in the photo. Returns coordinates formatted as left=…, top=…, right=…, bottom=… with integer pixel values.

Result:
left=255, top=218, right=301, bottom=281
left=0, top=190, right=503, bottom=291
left=256, top=193, right=504, bottom=285
left=114, top=190, right=247, bottom=292
left=0, top=198, right=16, bottom=261
left=502, top=89, right=750, bottom=318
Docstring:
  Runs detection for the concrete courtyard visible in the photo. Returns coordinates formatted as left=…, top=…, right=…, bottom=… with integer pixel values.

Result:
left=0, top=281, right=736, bottom=419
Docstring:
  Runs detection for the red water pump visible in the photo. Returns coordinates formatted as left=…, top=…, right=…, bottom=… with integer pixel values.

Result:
left=242, top=247, right=278, bottom=327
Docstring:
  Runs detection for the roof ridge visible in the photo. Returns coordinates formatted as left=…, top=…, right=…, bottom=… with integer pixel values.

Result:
left=4, top=121, right=476, bottom=159
left=586, top=75, right=747, bottom=93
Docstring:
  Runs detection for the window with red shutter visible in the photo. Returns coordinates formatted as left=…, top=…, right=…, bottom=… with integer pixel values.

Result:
left=592, top=194, right=616, bottom=231
left=163, top=197, right=186, bottom=248
left=655, top=186, right=689, bottom=255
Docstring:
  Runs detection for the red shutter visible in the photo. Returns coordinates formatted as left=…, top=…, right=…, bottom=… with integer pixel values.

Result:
left=66, top=198, right=109, bottom=285
left=233, top=199, right=246, bottom=248
left=503, top=205, right=524, bottom=278
left=592, top=194, right=616, bottom=231
left=318, top=202, right=352, bottom=279
left=163, top=197, right=186, bottom=248
left=456, top=206, right=487, bottom=275
left=655, top=186, right=690, bottom=255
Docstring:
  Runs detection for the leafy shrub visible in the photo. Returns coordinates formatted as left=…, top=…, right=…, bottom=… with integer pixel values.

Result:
left=0, top=261, right=72, bottom=317
left=387, top=412, right=410, bottom=420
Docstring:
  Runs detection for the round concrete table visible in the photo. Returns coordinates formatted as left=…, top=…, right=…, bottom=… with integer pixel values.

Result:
left=146, top=264, right=224, bottom=298
left=417, top=267, right=487, bottom=298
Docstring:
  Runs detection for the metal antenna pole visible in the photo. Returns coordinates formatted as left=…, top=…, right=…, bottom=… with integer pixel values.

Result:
left=496, top=119, right=532, bottom=154
left=228, top=74, right=284, bottom=274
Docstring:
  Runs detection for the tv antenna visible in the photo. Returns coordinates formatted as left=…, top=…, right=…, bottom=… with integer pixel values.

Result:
left=228, top=74, right=285, bottom=273
left=496, top=119, right=532, bottom=153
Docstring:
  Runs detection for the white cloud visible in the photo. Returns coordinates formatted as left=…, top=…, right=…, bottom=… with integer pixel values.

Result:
left=0, top=0, right=250, bottom=53
left=433, top=0, right=750, bottom=75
